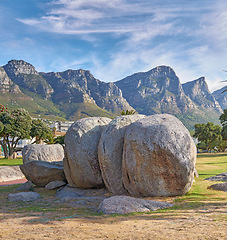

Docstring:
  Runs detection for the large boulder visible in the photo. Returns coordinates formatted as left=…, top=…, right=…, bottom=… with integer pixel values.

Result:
left=64, top=117, right=112, bottom=188
left=122, top=114, right=196, bottom=197
left=22, top=144, right=64, bottom=163
left=98, top=196, right=173, bottom=214
left=98, top=114, right=146, bottom=194
left=20, top=161, right=66, bottom=187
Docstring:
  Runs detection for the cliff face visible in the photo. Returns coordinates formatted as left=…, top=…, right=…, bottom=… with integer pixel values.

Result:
left=41, top=69, right=133, bottom=114
left=3, top=60, right=54, bottom=99
left=0, top=67, right=21, bottom=93
left=212, top=87, right=227, bottom=110
left=115, top=66, right=197, bottom=115
left=182, top=77, right=222, bottom=113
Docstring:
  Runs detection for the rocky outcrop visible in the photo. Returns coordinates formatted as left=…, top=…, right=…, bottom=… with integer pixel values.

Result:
left=3, top=60, right=53, bottom=99
left=98, top=114, right=146, bottom=194
left=212, top=86, right=227, bottom=110
left=182, top=77, right=222, bottom=113
left=64, top=117, right=112, bottom=188
left=0, top=67, right=21, bottom=93
left=22, top=144, right=64, bottom=163
left=122, top=114, right=196, bottom=197
left=98, top=196, right=173, bottom=214
left=20, top=161, right=66, bottom=187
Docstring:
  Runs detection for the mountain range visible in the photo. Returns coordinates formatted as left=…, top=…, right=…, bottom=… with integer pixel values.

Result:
left=0, top=60, right=226, bottom=130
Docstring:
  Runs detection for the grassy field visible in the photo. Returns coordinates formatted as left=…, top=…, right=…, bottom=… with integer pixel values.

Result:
left=0, top=156, right=23, bottom=166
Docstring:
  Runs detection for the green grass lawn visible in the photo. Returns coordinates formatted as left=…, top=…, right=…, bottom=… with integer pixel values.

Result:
left=0, top=157, right=23, bottom=166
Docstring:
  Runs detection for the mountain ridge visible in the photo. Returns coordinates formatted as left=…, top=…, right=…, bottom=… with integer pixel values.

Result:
left=0, top=60, right=224, bottom=130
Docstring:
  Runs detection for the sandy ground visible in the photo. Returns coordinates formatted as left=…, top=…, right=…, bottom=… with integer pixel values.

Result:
left=0, top=206, right=227, bottom=240
left=0, top=183, right=226, bottom=240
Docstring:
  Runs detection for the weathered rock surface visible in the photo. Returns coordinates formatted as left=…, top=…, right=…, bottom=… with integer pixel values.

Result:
left=22, top=144, right=64, bottom=163
left=208, top=182, right=227, bottom=192
left=98, top=114, right=146, bottom=194
left=122, top=114, right=196, bottom=197
left=20, top=161, right=66, bottom=187
left=56, top=186, right=109, bottom=204
left=3, top=60, right=53, bottom=99
left=0, top=166, right=25, bottom=182
left=8, top=192, right=41, bottom=202
left=17, top=181, right=34, bottom=191
left=64, top=117, right=112, bottom=188
left=45, top=180, right=67, bottom=190
left=213, top=87, right=227, bottom=110
left=98, top=196, right=174, bottom=214
left=183, top=77, right=222, bottom=113
left=205, top=172, right=227, bottom=181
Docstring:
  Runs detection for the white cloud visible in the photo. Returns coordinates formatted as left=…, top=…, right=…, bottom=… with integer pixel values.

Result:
left=16, top=0, right=227, bottom=92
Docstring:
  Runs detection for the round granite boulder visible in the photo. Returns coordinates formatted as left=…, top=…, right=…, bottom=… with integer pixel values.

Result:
left=98, top=114, right=146, bottom=194
left=64, top=117, right=112, bottom=188
left=122, top=114, right=196, bottom=197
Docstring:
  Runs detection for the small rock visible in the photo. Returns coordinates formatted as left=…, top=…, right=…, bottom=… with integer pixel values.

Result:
left=45, top=180, right=67, bottom=190
left=98, top=195, right=174, bottom=214
left=208, top=182, right=227, bottom=192
left=205, top=172, right=227, bottom=181
left=8, top=192, right=41, bottom=202
left=17, top=181, right=34, bottom=191
left=56, top=185, right=109, bottom=199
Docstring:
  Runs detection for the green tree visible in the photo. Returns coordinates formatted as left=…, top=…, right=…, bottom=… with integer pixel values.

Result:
left=193, top=122, right=222, bottom=151
left=53, top=135, right=65, bottom=145
left=30, top=119, right=53, bottom=144
left=119, top=109, right=137, bottom=115
left=0, top=107, right=32, bottom=158
left=219, top=109, right=227, bottom=151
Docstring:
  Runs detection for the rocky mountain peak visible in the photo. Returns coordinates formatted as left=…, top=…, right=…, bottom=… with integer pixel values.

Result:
left=0, top=67, right=21, bottom=93
left=3, top=60, right=53, bottom=99
left=4, top=60, right=38, bottom=76
left=182, top=77, right=222, bottom=113
left=212, top=86, right=227, bottom=110
left=147, top=65, right=177, bottom=77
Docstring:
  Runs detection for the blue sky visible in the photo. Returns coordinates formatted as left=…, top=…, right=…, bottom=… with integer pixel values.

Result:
left=0, top=0, right=226, bottom=91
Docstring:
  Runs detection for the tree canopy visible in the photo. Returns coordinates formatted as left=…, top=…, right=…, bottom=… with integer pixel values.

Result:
left=0, top=107, right=32, bottom=158
left=30, top=119, right=53, bottom=144
left=219, top=109, right=227, bottom=141
left=0, top=105, right=53, bottom=158
left=193, top=122, right=223, bottom=151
